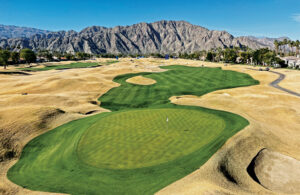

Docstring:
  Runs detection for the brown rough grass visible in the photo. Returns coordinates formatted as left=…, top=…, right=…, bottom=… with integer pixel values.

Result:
left=0, top=58, right=299, bottom=194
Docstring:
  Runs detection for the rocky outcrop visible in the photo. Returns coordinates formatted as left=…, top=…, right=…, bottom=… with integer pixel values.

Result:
left=0, top=21, right=282, bottom=54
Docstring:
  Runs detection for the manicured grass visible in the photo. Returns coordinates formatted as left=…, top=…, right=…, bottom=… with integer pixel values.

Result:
left=18, top=60, right=118, bottom=72
left=78, top=108, right=225, bottom=169
left=8, top=65, right=259, bottom=195
left=99, top=65, right=259, bottom=111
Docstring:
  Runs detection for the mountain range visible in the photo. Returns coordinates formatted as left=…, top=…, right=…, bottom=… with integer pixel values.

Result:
left=0, top=21, right=287, bottom=54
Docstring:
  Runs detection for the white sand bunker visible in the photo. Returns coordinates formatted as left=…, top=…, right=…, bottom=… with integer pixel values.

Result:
left=126, top=76, right=156, bottom=85
left=248, top=148, right=300, bottom=194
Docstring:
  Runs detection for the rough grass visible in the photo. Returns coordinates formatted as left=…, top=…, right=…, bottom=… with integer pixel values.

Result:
left=7, top=65, right=259, bottom=194
left=18, top=60, right=118, bottom=72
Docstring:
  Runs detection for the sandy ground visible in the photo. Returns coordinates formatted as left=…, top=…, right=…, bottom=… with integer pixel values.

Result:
left=126, top=75, right=157, bottom=85
left=0, top=58, right=299, bottom=194
left=275, top=69, right=300, bottom=94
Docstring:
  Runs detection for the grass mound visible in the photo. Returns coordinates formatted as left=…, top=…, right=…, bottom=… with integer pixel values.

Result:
left=8, top=65, right=259, bottom=194
left=19, top=60, right=118, bottom=72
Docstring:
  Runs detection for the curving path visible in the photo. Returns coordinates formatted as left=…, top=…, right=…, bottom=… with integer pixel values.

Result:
left=246, top=68, right=300, bottom=98
left=269, top=70, right=300, bottom=97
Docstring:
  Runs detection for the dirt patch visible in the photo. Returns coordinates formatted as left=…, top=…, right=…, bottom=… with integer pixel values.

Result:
left=126, top=75, right=156, bottom=85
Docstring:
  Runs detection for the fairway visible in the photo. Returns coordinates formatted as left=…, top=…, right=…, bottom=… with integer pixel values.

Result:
left=7, top=65, right=259, bottom=194
left=18, top=60, right=118, bottom=71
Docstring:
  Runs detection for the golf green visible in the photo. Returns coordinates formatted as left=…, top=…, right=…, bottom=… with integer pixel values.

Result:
left=78, top=108, right=225, bottom=169
left=8, top=65, right=259, bottom=194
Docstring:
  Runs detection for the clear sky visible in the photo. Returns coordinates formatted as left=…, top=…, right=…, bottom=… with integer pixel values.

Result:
left=1, top=0, right=300, bottom=40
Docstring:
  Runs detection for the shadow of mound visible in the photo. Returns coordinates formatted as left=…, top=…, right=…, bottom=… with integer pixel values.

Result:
left=247, top=148, right=265, bottom=185
left=0, top=71, right=31, bottom=75
left=219, top=163, right=237, bottom=184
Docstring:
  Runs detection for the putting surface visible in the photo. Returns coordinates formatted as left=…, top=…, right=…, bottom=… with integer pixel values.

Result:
left=7, top=65, right=259, bottom=194
left=78, top=108, right=225, bottom=169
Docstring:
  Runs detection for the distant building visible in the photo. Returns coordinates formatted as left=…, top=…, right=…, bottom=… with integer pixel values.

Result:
left=281, top=56, right=300, bottom=69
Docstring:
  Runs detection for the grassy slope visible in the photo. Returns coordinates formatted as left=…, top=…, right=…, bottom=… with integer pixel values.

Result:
left=18, top=61, right=118, bottom=72
left=8, top=65, right=259, bottom=195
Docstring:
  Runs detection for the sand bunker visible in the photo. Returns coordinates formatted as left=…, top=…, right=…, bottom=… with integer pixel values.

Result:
left=126, top=75, right=156, bottom=85
left=248, top=148, right=300, bottom=194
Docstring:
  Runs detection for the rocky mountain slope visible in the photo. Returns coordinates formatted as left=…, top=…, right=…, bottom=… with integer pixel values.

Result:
left=0, top=24, right=50, bottom=39
left=236, top=36, right=290, bottom=50
left=0, top=21, right=282, bottom=54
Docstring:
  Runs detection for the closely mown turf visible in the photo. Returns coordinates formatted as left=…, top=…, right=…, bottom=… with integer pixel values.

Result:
left=8, top=65, right=259, bottom=195
left=18, top=60, right=118, bottom=72
left=99, top=66, right=259, bottom=111
left=78, top=108, right=225, bottom=169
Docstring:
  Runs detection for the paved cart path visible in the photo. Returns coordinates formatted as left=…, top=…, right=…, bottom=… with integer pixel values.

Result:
left=269, top=70, right=300, bottom=98
left=246, top=68, right=300, bottom=98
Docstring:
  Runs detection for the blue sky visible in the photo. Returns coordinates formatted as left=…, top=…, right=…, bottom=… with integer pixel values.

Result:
left=1, top=0, right=300, bottom=40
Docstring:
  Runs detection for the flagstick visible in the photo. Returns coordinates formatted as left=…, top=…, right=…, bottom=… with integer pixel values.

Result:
left=166, top=116, right=168, bottom=131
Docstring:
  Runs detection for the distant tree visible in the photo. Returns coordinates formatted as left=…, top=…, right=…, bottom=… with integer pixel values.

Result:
left=214, top=48, right=224, bottom=62
left=179, top=52, right=189, bottom=59
left=288, top=40, right=294, bottom=55
left=282, top=38, right=288, bottom=55
left=0, top=50, right=11, bottom=69
left=53, top=51, right=63, bottom=59
left=274, top=40, right=279, bottom=55
left=75, top=52, right=91, bottom=60
left=263, top=51, right=276, bottom=66
left=20, top=48, right=36, bottom=64
left=37, top=50, right=53, bottom=61
left=239, top=51, right=252, bottom=64
left=296, top=40, right=300, bottom=56
left=11, top=51, right=20, bottom=64
left=223, top=48, right=237, bottom=63
left=65, top=53, right=75, bottom=60
left=206, top=52, right=214, bottom=62
left=150, top=53, right=164, bottom=58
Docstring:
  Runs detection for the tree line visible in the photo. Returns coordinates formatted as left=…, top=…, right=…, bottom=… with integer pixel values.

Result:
left=0, top=48, right=96, bottom=69
left=274, top=39, right=300, bottom=57
left=177, top=47, right=286, bottom=67
left=0, top=44, right=298, bottom=69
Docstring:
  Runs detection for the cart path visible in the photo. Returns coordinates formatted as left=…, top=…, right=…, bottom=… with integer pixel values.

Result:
left=268, top=70, right=300, bottom=97
left=247, top=68, right=300, bottom=98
